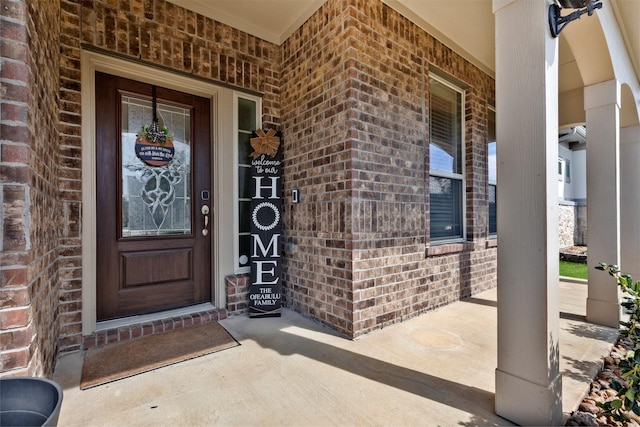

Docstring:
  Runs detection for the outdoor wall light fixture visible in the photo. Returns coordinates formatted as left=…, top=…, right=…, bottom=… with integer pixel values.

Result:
left=549, top=0, right=603, bottom=38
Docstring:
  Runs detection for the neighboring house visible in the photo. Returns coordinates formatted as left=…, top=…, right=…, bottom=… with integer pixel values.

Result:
left=558, top=125, right=588, bottom=247
left=1, top=0, right=639, bottom=424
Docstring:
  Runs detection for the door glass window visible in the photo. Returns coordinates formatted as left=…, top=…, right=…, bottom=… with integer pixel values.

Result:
left=121, top=95, right=192, bottom=237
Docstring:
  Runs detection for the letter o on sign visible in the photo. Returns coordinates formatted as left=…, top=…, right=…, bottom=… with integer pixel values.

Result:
left=252, top=202, right=280, bottom=231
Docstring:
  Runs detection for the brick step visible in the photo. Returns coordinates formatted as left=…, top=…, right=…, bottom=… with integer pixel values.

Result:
left=83, top=305, right=227, bottom=350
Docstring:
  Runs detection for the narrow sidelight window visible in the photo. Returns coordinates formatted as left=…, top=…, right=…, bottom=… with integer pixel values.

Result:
left=236, top=95, right=260, bottom=270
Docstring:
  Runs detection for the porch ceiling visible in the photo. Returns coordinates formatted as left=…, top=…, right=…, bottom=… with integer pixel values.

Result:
left=168, top=0, right=639, bottom=97
left=167, top=0, right=326, bottom=45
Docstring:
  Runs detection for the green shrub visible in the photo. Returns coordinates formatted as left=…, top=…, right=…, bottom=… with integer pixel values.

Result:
left=595, top=263, right=640, bottom=420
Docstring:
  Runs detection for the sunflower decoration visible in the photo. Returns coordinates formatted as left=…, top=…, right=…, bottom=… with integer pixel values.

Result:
left=250, top=129, right=280, bottom=159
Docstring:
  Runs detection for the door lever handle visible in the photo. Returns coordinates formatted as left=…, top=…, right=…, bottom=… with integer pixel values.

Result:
left=201, top=205, right=210, bottom=236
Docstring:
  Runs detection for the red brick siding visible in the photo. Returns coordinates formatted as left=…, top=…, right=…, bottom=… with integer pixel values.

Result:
left=280, top=0, right=357, bottom=335
left=1, top=0, right=61, bottom=377
left=225, top=274, right=250, bottom=315
left=280, top=0, right=496, bottom=338
left=57, top=0, right=85, bottom=355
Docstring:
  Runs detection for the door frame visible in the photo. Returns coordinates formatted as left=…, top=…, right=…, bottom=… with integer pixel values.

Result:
left=81, top=51, right=233, bottom=335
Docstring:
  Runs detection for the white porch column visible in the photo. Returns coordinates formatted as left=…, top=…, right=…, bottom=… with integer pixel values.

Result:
left=585, top=79, right=621, bottom=328
left=493, top=0, right=562, bottom=425
left=620, top=125, right=640, bottom=279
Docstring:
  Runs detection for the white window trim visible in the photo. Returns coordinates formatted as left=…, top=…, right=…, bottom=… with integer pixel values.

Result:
left=233, top=92, right=262, bottom=274
left=429, top=73, right=466, bottom=243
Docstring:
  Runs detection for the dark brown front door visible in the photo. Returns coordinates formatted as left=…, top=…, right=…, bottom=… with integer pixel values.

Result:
left=96, top=72, right=212, bottom=320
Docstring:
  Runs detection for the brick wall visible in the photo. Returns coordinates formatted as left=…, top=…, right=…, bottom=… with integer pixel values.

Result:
left=280, top=0, right=356, bottom=336
left=57, top=0, right=83, bottom=355
left=1, top=0, right=61, bottom=377
left=3, top=0, right=499, bottom=366
left=56, top=0, right=282, bottom=353
left=225, top=274, right=250, bottom=315
left=280, top=0, right=496, bottom=338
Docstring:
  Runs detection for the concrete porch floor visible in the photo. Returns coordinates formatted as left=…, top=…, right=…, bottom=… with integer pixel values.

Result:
left=53, top=280, right=619, bottom=426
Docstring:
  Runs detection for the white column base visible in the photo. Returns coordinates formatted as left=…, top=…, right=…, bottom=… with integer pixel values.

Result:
left=586, top=297, right=621, bottom=328
left=495, top=369, right=563, bottom=426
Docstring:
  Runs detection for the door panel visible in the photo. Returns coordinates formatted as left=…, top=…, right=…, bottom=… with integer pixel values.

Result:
left=96, top=72, right=212, bottom=320
left=122, top=249, right=192, bottom=286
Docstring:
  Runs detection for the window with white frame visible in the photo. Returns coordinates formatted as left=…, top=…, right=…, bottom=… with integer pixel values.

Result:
left=558, top=158, right=564, bottom=181
left=429, top=74, right=465, bottom=241
left=488, top=106, right=497, bottom=235
left=236, top=95, right=261, bottom=271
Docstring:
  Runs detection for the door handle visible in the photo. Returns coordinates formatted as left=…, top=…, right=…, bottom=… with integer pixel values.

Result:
left=201, top=205, right=210, bottom=236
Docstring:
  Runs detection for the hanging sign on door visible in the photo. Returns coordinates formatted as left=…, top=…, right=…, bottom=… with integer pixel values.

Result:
left=135, top=123, right=175, bottom=167
left=249, top=129, right=283, bottom=318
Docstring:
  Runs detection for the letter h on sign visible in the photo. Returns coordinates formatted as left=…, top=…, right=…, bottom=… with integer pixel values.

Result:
left=253, top=176, right=280, bottom=199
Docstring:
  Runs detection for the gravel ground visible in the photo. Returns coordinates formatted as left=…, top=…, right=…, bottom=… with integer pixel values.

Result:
left=562, top=247, right=640, bottom=426
left=563, top=245, right=588, bottom=255
left=566, top=338, right=640, bottom=426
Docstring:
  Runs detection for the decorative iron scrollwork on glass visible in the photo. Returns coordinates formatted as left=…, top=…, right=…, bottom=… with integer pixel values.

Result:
left=124, top=150, right=188, bottom=234
left=121, top=94, right=192, bottom=237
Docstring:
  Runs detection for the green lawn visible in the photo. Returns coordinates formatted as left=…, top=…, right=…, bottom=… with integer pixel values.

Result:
left=559, top=260, right=588, bottom=280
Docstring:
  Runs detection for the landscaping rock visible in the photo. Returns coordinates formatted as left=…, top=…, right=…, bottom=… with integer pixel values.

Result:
left=579, top=402, right=600, bottom=414
left=566, top=338, right=640, bottom=426
left=567, top=411, right=599, bottom=426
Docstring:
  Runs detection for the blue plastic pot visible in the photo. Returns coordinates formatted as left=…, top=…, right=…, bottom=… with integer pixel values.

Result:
left=0, top=377, right=63, bottom=426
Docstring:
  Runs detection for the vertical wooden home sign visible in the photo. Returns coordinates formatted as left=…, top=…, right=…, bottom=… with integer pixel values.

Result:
left=249, top=129, right=283, bottom=317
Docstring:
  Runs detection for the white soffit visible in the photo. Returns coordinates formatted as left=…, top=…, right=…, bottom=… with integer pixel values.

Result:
left=611, top=0, right=640, bottom=82
left=167, top=0, right=325, bottom=45
left=559, top=36, right=584, bottom=93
